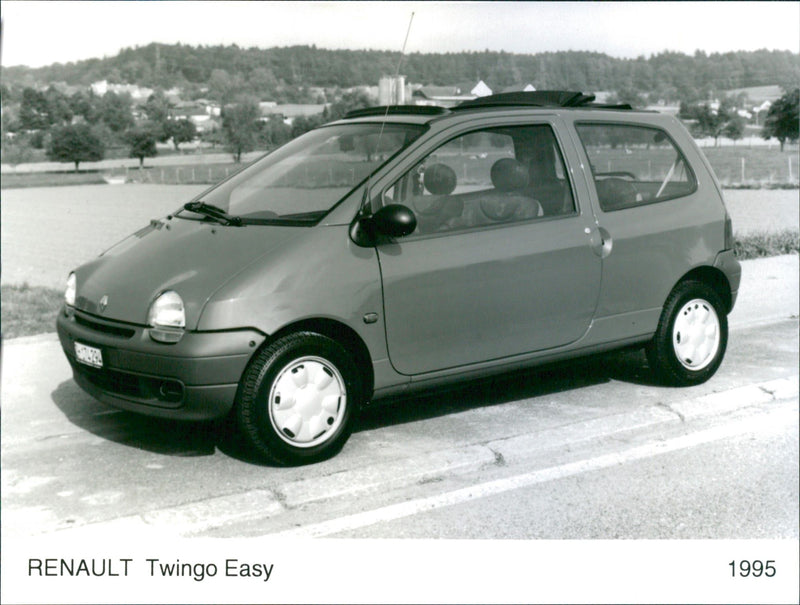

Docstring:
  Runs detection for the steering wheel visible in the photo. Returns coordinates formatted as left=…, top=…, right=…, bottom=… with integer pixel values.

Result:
left=598, top=171, right=637, bottom=180
left=597, top=177, right=638, bottom=209
left=410, top=195, right=446, bottom=216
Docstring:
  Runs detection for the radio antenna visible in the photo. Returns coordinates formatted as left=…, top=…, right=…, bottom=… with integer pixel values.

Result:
left=361, top=11, right=415, bottom=213
left=396, top=11, right=415, bottom=78
left=378, top=11, right=415, bottom=129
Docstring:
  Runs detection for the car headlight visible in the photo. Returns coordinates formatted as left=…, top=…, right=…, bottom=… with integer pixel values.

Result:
left=65, top=272, right=77, bottom=307
left=147, top=290, right=185, bottom=343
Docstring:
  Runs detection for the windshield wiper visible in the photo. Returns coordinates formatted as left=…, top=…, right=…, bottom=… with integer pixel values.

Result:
left=279, top=211, right=327, bottom=220
left=183, top=201, right=243, bottom=226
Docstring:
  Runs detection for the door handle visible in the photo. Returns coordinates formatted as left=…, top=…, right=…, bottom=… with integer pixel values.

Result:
left=586, top=226, right=613, bottom=258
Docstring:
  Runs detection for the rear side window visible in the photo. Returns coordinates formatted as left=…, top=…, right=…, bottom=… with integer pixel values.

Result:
left=575, top=123, right=697, bottom=212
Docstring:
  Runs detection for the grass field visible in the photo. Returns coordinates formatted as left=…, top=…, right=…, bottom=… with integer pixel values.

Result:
left=703, top=146, right=798, bottom=186
left=0, top=162, right=246, bottom=189
left=1, top=283, right=65, bottom=339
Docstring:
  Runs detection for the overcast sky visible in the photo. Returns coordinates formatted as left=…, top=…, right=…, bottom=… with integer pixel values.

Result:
left=1, top=1, right=798, bottom=68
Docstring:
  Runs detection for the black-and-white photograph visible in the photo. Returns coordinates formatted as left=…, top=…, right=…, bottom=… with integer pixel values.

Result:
left=1, top=2, right=798, bottom=603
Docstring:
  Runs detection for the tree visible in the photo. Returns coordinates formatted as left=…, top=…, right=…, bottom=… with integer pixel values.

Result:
left=290, top=113, right=326, bottom=139
left=208, top=69, right=245, bottom=106
left=722, top=114, right=745, bottom=145
left=259, top=114, right=292, bottom=149
left=19, top=88, right=51, bottom=131
left=222, top=98, right=261, bottom=162
left=69, top=90, right=100, bottom=124
left=47, top=124, right=105, bottom=171
left=681, top=99, right=740, bottom=147
left=142, top=91, right=174, bottom=142
left=762, top=88, right=799, bottom=152
left=98, top=91, right=134, bottom=133
left=125, top=126, right=158, bottom=168
left=607, top=88, right=647, bottom=108
left=324, top=90, right=375, bottom=122
left=166, top=118, right=197, bottom=151
left=44, top=86, right=73, bottom=126
left=1, top=137, right=34, bottom=168
left=200, top=123, right=226, bottom=149
left=250, top=67, right=280, bottom=99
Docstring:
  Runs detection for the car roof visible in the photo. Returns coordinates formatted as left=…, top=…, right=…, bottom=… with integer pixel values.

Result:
left=338, top=90, right=652, bottom=126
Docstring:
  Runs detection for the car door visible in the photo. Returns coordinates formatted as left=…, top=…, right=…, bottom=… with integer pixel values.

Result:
left=375, top=121, right=603, bottom=376
left=571, top=119, right=719, bottom=322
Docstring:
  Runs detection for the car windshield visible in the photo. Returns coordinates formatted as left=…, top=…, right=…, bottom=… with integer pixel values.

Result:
left=184, top=122, right=425, bottom=225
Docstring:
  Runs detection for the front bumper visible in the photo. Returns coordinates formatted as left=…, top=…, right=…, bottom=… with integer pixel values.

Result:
left=56, top=307, right=266, bottom=420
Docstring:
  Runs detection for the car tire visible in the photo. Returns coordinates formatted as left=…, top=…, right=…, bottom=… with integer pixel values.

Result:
left=234, top=332, right=362, bottom=465
left=646, top=280, right=728, bottom=386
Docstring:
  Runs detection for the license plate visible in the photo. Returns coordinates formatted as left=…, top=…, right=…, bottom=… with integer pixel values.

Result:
left=75, top=342, right=103, bottom=368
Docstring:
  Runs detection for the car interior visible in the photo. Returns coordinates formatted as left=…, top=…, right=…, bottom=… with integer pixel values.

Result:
left=390, top=125, right=577, bottom=235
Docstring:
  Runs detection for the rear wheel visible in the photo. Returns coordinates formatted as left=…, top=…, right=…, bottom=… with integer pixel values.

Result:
left=646, top=280, right=728, bottom=386
left=234, top=332, right=362, bottom=465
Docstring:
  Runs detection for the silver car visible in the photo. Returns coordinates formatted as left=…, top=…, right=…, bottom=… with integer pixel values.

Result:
left=57, top=91, right=741, bottom=464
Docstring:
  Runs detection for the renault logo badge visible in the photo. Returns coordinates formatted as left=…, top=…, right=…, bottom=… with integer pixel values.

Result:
left=98, top=295, right=109, bottom=313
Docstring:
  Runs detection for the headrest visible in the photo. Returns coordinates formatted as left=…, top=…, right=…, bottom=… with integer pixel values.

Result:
left=491, top=158, right=529, bottom=191
left=424, top=163, right=457, bottom=195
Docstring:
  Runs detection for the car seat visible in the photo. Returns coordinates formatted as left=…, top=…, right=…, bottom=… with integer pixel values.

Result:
left=412, top=163, right=464, bottom=232
left=479, top=158, right=541, bottom=222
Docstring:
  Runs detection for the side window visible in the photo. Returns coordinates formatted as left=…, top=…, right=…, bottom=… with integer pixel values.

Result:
left=384, top=125, right=575, bottom=236
left=575, top=123, right=697, bottom=212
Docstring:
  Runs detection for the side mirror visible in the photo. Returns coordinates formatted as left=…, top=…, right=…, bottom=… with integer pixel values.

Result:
left=350, top=204, right=417, bottom=247
left=372, top=204, right=417, bottom=238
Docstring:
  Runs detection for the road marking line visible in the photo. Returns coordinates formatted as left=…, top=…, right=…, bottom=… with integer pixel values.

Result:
left=271, top=405, right=797, bottom=538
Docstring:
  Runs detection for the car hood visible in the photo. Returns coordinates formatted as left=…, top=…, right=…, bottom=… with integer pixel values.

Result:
left=73, top=216, right=305, bottom=329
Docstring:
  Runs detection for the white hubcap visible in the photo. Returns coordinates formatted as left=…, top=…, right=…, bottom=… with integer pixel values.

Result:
left=672, top=298, right=720, bottom=371
left=269, top=356, right=346, bottom=448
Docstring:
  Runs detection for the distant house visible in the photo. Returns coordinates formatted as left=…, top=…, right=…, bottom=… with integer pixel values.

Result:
left=343, top=85, right=378, bottom=99
left=172, top=101, right=221, bottom=133
left=465, top=80, right=493, bottom=97
left=194, top=99, right=221, bottom=117
left=90, top=80, right=153, bottom=101
left=260, top=104, right=328, bottom=125
left=379, top=75, right=408, bottom=105
left=725, top=85, right=784, bottom=105
left=501, top=83, right=537, bottom=93
left=411, top=80, right=493, bottom=107
left=591, top=91, right=614, bottom=104
left=188, top=115, right=219, bottom=133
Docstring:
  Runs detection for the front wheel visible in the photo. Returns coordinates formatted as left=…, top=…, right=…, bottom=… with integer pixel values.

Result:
left=646, top=280, right=728, bottom=386
left=234, top=332, right=363, bottom=465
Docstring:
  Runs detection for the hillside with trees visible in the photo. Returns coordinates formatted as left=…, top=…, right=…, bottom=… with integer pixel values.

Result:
left=3, top=44, right=799, bottom=104
left=1, top=44, right=797, bottom=172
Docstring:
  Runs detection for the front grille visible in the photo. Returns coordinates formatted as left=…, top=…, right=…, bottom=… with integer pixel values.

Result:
left=74, top=314, right=136, bottom=339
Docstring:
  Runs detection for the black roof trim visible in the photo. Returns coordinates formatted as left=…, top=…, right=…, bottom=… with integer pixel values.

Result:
left=344, top=105, right=450, bottom=119
left=453, top=91, right=633, bottom=111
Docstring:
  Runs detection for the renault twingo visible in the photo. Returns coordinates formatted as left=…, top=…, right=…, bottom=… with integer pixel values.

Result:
left=57, top=91, right=741, bottom=464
